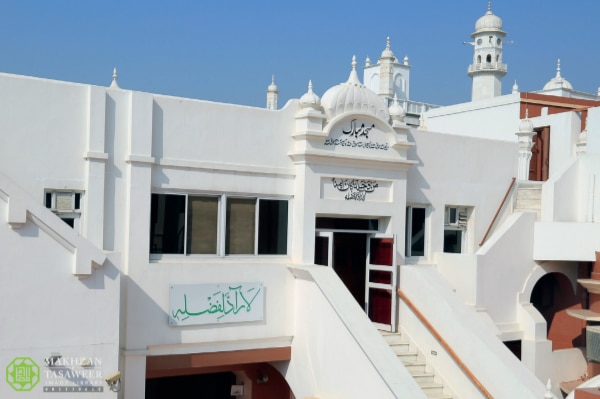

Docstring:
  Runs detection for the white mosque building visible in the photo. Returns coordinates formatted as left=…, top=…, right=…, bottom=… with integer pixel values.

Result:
left=2, top=4, right=600, bottom=399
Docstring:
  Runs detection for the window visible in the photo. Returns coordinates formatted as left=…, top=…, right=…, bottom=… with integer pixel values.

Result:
left=406, top=206, right=426, bottom=257
left=443, top=206, right=468, bottom=253
left=150, top=193, right=288, bottom=256
left=44, top=190, right=83, bottom=229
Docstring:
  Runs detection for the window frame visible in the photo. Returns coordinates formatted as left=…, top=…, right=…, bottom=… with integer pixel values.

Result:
left=443, top=206, right=469, bottom=254
left=44, top=190, right=83, bottom=231
left=150, top=192, right=289, bottom=258
left=405, top=205, right=427, bottom=259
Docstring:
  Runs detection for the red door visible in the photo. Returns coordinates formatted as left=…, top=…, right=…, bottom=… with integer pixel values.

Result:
left=365, top=235, right=397, bottom=332
left=530, top=127, right=550, bottom=181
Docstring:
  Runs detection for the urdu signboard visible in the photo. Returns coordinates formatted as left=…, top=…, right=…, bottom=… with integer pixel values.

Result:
left=169, top=282, right=264, bottom=326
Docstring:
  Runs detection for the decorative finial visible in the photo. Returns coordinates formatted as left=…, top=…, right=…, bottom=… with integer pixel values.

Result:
left=109, top=67, right=120, bottom=89
left=544, top=379, right=553, bottom=399
left=365, top=56, right=371, bottom=67
left=386, top=36, right=391, bottom=50
left=352, top=55, right=357, bottom=70
left=512, top=80, right=519, bottom=94
left=556, top=59, right=562, bottom=78
left=488, top=1, right=492, bottom=12
left=308, top=80, right=313, bottom=92
left=404, top=55, right=409, bottom=65
left=271, top=75, right=275, bottom=84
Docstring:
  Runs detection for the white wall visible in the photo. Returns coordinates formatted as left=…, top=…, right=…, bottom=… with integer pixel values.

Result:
left=0, top=73, right=89, bottom=202
left=0, top=176, right=119, bottom=398
left=406, top=128, right=518, bottom=259
left=425, top=94, right=521, bottom=141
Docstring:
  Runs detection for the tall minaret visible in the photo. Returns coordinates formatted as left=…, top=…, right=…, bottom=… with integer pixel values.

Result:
left=266, top=75, right=279, bottom=110
left=467, top=2, right=507, bottom=101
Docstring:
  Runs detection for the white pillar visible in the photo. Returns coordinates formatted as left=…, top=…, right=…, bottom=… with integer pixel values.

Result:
left=516, top=114, right=536, bottom=181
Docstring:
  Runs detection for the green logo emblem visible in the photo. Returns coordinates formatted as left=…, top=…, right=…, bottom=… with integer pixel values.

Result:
left=6, top=357, right=40, bottom=391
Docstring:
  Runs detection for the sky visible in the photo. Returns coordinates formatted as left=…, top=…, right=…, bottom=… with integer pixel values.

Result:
left=0, top=1, right=598, bottom=108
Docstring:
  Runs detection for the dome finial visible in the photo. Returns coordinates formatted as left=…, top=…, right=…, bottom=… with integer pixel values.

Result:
left=299, top=79, right=321, bottom=110
left=267, top=75, right=278, bottom=92
left=386, top=36, right=391, bottom=50
left=488, top=1, right=492, bottom=12
left=109, top=67, right=120, bottom=89
left=543, top=58, right=573, bottom=90
left=347, top=55, right=361, bottom=85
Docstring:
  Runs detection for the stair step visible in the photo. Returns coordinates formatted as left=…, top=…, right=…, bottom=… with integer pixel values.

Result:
left=515, top=198, right=541, bottom=209
left=389, top=342, right=411, bottom=354
left=397, top=351, right=420, bottom=362
left=425, top=393, right=454, bottom=399
left=402, top=359, right=427, bottom=373
left=516, top=188, right=541, bottom=199
left=419, top=381, right=445, bottom=395
left=412, top=371, right=436, bottom=384
left=381, top=330, right=455, bottom=398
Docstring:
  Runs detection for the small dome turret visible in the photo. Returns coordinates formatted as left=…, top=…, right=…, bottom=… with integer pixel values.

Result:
left=389, top=94, right=406, bottom=122
left=474, top=2, right=503, bottom=32
left=299, top=80, right=321, bottom=109
left=267, top=75, right=278, bottom=93
left=543, top=59, right=573, bottom=90
left=519, top=110, right=534, bottom=133
left=380, top=37, right=395, bottom=61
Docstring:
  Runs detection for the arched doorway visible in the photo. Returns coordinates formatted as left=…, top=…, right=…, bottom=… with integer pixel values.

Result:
left=530, top=272, right=586, bottom=350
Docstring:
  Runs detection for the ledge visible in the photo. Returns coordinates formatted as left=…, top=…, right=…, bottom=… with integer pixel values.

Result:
left=566, top=309, right=600, bottom=322
left=578, top=279, right=600, bottom=294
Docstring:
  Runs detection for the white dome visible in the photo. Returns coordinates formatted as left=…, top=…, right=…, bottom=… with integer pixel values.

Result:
left=389, top=95, right=405, bottom=122
left=474, top=3, right=503, bottom=32
left=380, top=37, right=395, bottom=60
left=267, top=75, right=278, bottom=92
left=299, top=80, right=321, bottom=109
left=543, top=59, right=573, bottom=90
left=321, top=56, right=390, bottom=121
left=519, top=117, right=533, bottom=133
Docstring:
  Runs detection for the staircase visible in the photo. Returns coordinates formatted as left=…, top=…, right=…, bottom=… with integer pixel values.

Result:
left=514, top=182, right=542, bottom=220
left=381, top=330, right=454, bottom=399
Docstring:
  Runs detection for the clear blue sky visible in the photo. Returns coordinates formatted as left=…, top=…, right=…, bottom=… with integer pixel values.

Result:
left=1, top=1, right=598, bottom=108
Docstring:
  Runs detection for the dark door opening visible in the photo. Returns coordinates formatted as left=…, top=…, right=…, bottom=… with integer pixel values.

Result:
left=146, top=372, right=235, bottom=399
left=332, top=232, right=367, bottom=308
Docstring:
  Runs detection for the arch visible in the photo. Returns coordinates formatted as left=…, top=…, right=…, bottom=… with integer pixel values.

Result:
left=496, top=54, right=500, bottom=62
left=529, top=272, right=585, bottom=349
left=393, top=73, right=406, bottom=100
left=477, top=55, right=481, bottom=64
left=521, top=264, right=578, bottom=302
left=369, top=73, right=380, bottom=93
left=486, top=54, right=492, bottom=63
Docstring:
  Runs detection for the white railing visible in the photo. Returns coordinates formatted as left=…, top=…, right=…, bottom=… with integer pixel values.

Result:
left=468, top=62, right=508, bottom=73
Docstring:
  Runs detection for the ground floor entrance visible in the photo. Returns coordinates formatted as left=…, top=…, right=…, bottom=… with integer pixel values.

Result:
left=314, top=218, right=397, bottom=331
left=144, top=347, right=292, bottom=399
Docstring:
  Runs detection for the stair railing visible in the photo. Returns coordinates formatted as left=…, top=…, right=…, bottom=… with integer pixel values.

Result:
left=479, top=177, right=517, bottom=247
left=397, top=288, right=493, bottom=399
